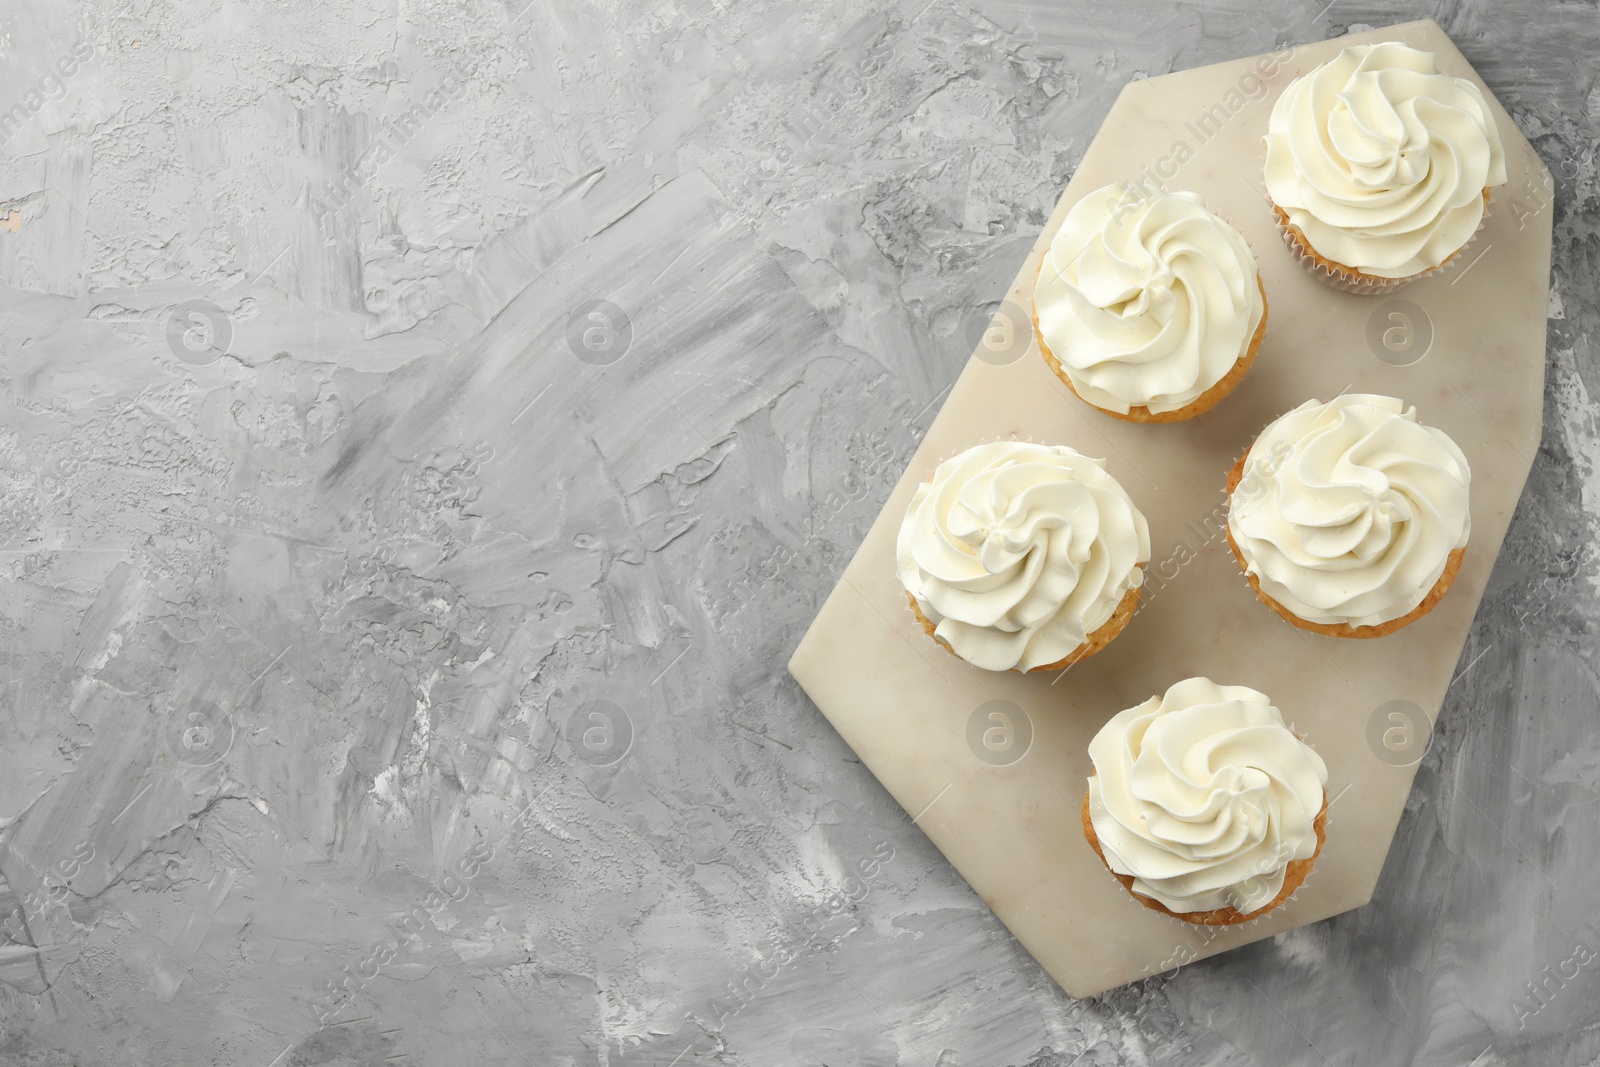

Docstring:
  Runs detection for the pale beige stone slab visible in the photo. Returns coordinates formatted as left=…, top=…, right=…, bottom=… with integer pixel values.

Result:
left=787, top=20, right=1552, bottom=998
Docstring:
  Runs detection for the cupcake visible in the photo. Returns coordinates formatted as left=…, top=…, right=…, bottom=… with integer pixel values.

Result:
left=1264, top=42, right=1507, bottom=293
left=1082, top=677, right=1329, bottom=926
left=1226, top=394, right=1471, bottom=638
left=1033, top=182, right=1267, bottom=422
left=895, top=441, right=1150, bottom=672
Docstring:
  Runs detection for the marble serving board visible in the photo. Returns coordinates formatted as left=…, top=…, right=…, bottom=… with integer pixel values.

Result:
left=787, top=19, right=1552, bottom=998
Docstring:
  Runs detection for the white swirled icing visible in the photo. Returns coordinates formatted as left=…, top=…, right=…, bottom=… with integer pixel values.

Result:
left=895, top=441, right=1150, bottom=672
left=1264, top=42, right=1507, bottom=278
left=1088, top=676, right=1329, bottom=915
left=1228, top=394, right=1471, bottom=628
left=1034, top=183, right=1265, bottom=415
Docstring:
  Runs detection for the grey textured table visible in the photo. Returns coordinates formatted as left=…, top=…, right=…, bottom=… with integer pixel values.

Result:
left=0, top=1, right=1595, bottom=1065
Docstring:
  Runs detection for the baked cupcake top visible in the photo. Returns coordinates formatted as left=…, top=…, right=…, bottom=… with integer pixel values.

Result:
left=895, top=441, right=1149, bottom=672
left=1034, top=182, right=1265, bottom=415
left=1228, top=394, right=1471, bottom=629
left=1087, top=677, right=1328, bottom=916
left=1264, top=42, right=1507, bottom=279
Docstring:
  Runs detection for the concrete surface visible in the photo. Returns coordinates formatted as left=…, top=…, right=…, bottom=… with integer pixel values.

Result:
left=0, top=0, right=1596, bottom=1065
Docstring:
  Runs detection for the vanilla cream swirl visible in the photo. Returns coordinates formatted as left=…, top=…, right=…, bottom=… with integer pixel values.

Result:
left=1088, top=677, right=1328, bottom=915
left=1034, top=183, right=1264, bottom=414
left=1264, top=42, right=1506, bottom=278
left=1229, top=394, right=1471, bottom=628
left=895, top=441, right=1149, bottom=672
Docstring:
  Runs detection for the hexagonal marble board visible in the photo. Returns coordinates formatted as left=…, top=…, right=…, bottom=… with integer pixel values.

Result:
left=787, top=20, right=1551, bottom=998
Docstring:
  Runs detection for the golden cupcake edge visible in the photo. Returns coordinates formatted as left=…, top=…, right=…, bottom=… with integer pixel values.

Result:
left=1223, top=443, right=1467, bottom=638
left=1081, top=783, right=1328, bottom=927
left=1032, top=259, right=1268, bottom=423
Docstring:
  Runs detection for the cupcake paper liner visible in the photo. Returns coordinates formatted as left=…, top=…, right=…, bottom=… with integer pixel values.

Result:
left=1269, top=193, right=1493, bottom=296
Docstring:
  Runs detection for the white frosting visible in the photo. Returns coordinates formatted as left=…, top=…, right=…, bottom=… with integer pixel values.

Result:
left=1265, top=42, right=1506, bottom=278
left=1034, top=183, right=1265, bottom=415
left=895, top=441, right=1149, bottom=672
left=1229, top=394, right=1471, bottom=628
left=1088, top=677, right=1328, bottom=915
